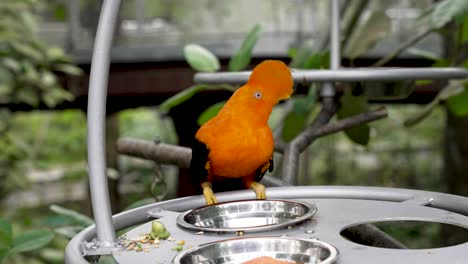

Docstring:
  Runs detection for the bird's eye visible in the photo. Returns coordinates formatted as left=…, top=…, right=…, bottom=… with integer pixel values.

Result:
left=254, top=91, right=262, bottom=99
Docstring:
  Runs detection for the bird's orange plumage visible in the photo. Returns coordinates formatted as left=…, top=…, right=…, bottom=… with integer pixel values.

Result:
left=195, top=60, right=293, bottom=182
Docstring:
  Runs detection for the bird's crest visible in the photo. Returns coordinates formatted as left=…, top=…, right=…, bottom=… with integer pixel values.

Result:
left=247, top=60, right=294, bottom=101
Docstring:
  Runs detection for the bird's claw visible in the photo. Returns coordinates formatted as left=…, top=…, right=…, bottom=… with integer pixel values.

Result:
left=202, top=182, right=217, bottom=205
left=250, top=182, right=266, bottom=200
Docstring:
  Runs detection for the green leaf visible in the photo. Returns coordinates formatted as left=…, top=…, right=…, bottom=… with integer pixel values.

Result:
left=0, top=67, right=13, bottom=85
left=344, top=10, right=391, bottom=59
left=289, top=45, right=314, bottom=68
left=0, top=248, right=9, bottom=263
left=337, top=85, right=370, bottom=145
left=2, top=58, right=21, bottom=73
left=364, top=81, right=415, bottom=100
left=407, top=48, right=441, bottom=61
left=10, top=230, right=54, bottom=254
left=19, top=12, right=36, bottom=32
left=197, top=101, right=226, bottom=125
left=415, top=79, right=433, bottom=85
left=303, top=53, right=323, bottom=69
left=228, top=24, right=262, bottom=71
left=183, top=44, right=220, bottom=72
left=282, top=110, right=308, bottom=142
left=39, top=248, right=64, bottom=263
left=16, top=88, right=39, bottom=107
left=42, top=88, right=74, bottom=107
left=47, top=48, right=71, bottom=63
left=287, top=47, right=297, bottom=59
left=282, top=88, right=316, bottom=142
left=404, top=81, right=465, bottom=126
left=432, top=59, right=451, bottom=67
left=429, top=0, right=468, bottom=29
left=158, top=85, right=207, bottom=112
left=10, top=42, right=43, bottom=62
left=49, top=205, right=93, bottom=227
left=0, top=219, right=12, bottom=248
left=53, top=64, right=83, bottom=76
left=320, top=51, right=330, bottom=69
left=39, top=70, right=57, bottom=88
left=447, top=84, right=468, bottom=116
left=53, top=5, right=66, bottom=21
left=461, top=15, right=468, bottom=44
left=53, top=226, right=83, bottom=239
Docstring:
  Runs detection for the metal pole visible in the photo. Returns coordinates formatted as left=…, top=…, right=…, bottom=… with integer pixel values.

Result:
left=66, top=0, right=80, bottom=51
left=321, top=0, right=340, bottom=97
left=87, top=0, right=121, bottom=244
left=194, top=68, right=468, bottom=84
left=330, top=0, right=340, bottom=70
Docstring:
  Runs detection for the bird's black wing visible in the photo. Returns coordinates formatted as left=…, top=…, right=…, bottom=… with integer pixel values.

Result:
left=255, top=157, right=274, bottom=182
left=189, top=138, right=211, bottom=186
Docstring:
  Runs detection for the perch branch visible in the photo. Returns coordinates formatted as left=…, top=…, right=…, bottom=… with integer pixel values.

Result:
left=118, top=104, right=387, bottom=186
left=302, top=106, right=388, bottom=149
left=282, top=97, right=336, bottom=184
left=117, top=138, right=286, bottom=188
left=282, top=103, right=388, bottom=184
left=117, top=138, right=191, bottom=168
left=342, top=223, right=407, bottom=249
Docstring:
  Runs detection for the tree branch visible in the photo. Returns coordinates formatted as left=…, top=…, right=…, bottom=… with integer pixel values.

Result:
left=117, top=105, right=387, bottom=186
left=117, top=138, right=191, bottom=168
left=282, top=97, right=336, bottom=184
left=308, top=106, right=388, bottom=141
left=372, top=29, right=433, bottom=67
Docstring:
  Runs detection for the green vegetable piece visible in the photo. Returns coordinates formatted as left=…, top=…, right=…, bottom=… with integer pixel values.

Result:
left=171, top=245, right=184, bottom=252
left=149, top=231, right=158, bottom=240
left=158, top=231, right=170, bottom=240
left=151, top=221, right=170, bottom=240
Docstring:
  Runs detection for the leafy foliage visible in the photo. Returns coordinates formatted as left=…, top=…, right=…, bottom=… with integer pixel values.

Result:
left=0, top=1, right=82, bottom=108
left=344, top=10, right=391, bottom=59
left=228, top=24, right=262, bottom=71
left=446, top=84, right=468, bottom=116
left=0, top=218, right=54, bottom=263
left=197, top=101, right=226, bottom=125
left=281, top=47, right=327, bottom=142
left=427, top=0, right=468, bottom=29
left=405, top=1, right=468, bottom=125
left=337, top=85, right=370, bottom=145
left=0, top=0, right=82, bottom=198
left=47, top=205, right=93, bottom=240
left=183, top=44, right=220, bottom=72
left=159, top=24, right=263, bottom=113
left=404, top=81, right=466, bottom=127
left=159, top=85, right=208, bottom=112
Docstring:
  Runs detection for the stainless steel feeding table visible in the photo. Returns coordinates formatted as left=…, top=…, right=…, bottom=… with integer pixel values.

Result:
left=68, top=187, right=468, bottom=263
left=65, top=0, right=468, bottom=263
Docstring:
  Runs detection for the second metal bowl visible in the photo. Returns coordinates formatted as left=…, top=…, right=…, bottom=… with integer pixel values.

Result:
left=173, top=237, right=338, bottom=264
left=177, top=199, right=317, bottom=233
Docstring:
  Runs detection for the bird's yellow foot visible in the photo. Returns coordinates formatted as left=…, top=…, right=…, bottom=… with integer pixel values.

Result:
left=250, top=181, right=266, bottom=200
left=201, top=182, right=217, bottom=205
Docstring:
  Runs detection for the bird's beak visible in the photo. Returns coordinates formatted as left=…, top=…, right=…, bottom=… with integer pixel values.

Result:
left=278, top=93, right=291, bottom=103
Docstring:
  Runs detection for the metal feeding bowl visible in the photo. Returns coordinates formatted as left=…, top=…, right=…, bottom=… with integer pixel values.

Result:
left=177, top=199, right=317, bottom=233
left=173, top=237, right=338, bottom=264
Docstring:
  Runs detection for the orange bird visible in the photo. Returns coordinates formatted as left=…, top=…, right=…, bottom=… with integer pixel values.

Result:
left=190, top=60, right=294, bottom=205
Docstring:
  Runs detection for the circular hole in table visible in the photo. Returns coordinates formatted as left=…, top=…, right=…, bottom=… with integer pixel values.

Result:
left=341, top=220, right=468, bottom=249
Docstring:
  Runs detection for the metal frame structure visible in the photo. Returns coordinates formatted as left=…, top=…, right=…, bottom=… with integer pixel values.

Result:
left=65, top=0, right=468, bottom=263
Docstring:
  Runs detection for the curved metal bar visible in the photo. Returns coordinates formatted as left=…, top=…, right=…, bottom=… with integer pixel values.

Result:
left=65, top=186, right=468, bottom=263
left=86, top=0, right=121, bottom=246
left=194, top=67, right=468, bottom=84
